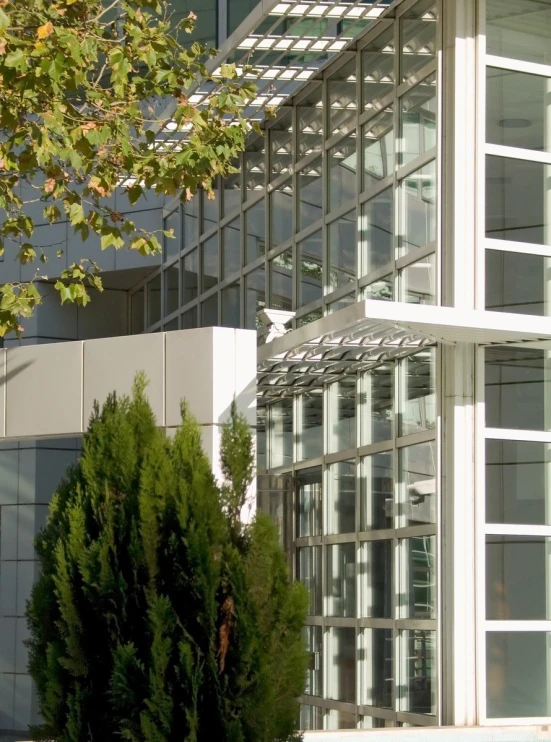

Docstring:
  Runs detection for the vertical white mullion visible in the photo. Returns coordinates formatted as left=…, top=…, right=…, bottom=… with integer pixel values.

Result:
left=475, top=345, right=488, bottom=723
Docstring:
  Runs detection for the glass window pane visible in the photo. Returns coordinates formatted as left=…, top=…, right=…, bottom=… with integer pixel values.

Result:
left=360, top=541, right=392, bottom=619
left=329, top=135, right=357, bottom=212
left=202, top=184, right=219, bottom=233
left=401, top=442, right=437, bottom=527
left=362, top=364, right=394, bottom=445
left=361, top=452, right=393, bottom=531
left=400, top=160, right=437, bottom=255
left=298, top=159, right=323, bottom=231
left=182, top=249, right=198, bottom=305
left=298, top=230, right=323, bottom=308
left=245, top=266, right=265, bottom=330
left=401, top=629, right=436, bottom=715
left=164, top=263, right=179, bottom=317
left=487, top=68, right=551, bottom=154
left=400, top=349, right=436, bottom=436
left=327, top=710, right=356, bottom=730
left=298, top=390, right=323, bottom=461
left=299, top=704, right=324, bottom=731
left=270, top=182, right=293, bottom=249
left=326, top=461, right=356, bottom=535
left=164, top=208, right=181, bottom=261
left=402, top=535, right=436, bottom=619
left=244, top=139, right=265, bottom=197
left=328, top=378, right=356, bottom=453
left=359, top=628, right=393, bottom=708
left=363, top=107, right=394, bottom=190
left=363, top=27, right=395, bottom=111
left=486, top=155, right=551, bottom=247
left=298, top=87, right=323, bottom=158
left=297, top=308, right=323, bottom=327
left=183, top=197, right=199, bottom=248
left=304, top=626, right=323, bottom=696
left=486, top=440, right=551, bottom=526
left=360, top=188, right=394, bottom=276
left=486, top=251, right=551, bottom=316
left=221, top=282, right=240, bottom=328
left=269, top=112, right=293, bottom=179
left=164, top=317, right=178, bottom=332
left=245, top=200, right=265, bottom=264
left=400, top=74, right=437, bottom=166
left=327, top=627, right=356, bottom=703
left=402, top=253, right=436, bottom=305
left=485, top=347, right=551, bottom=431
left=364, top=276, right=394, bottom=301
left=131, top=287, right=144, bottom=334
left=147, top=274, right=161, bottom=326
left=270, top=248, right=293, bottom=311
left=360, top=717, right=394, bottom=729
left=222, top=218, right=240, bottom=278
left=328, top=60, right=357, bottom=137
left=256, top=407, right=266, bottom=473
left=326, top=543, right=356, bottom=617
left=297, top=547, right=322, bottom=615
left=327, top=293, right=356, bottom=313
left=223, top=170, right=241, bottom=217
left=487, top=535, right=551, bottom=620
left=486, top=0, right=551, bottom=65
left=329, top=211, right=357, bottom=292
left=182, top=305, right=197, bottom=329
left=268, top=398, right=293, bottom=469
left=487, top=631, right=551, bottom=718
left=201, top=293, right=218, bottom=326
left=400, top=0, right=437, bottom=82
left=201, top=235, right=219, bottom=292
left=297, top=467, right=322, bottom=537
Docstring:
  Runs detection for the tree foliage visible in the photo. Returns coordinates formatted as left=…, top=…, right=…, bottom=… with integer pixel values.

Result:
left=0, top=0, right=257, bottom=336
left=26, top=377, right=308, bottom=742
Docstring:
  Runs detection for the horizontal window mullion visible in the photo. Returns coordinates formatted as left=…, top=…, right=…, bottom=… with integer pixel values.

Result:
left=485, top=621, right=551, bottom=632
left=485, top=428, right=551, bottom=444
left=486, top=54, right=551, bottom=79
left=395, top=243, right=436, bottom=271
left=485, top=238, right=551, bottom=258
left=486, top=142, right=551, bottom=166
left=396, top=149, right=436, bottom=182
left=485, top=524, right=551, bottom=537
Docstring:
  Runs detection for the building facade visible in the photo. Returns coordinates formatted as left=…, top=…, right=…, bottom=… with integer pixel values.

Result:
left=1, top=0, right=551, bottom=734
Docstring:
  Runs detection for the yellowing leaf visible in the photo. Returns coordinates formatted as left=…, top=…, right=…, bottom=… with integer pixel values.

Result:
left=37, top=22, right=54, bottom=40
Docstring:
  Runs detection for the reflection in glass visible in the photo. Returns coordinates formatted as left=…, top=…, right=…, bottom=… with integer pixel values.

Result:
left=360, top=717, right=394, bottom=729
left=297, top=467, right=322, bottom=537
left=298, top=390, right=323, bottom=461
left=359, top=628, right=393, bottom=708
left=486, top=0, right=551, bottom=65
left=363, top=27, right=395, bottom=111
left=297, top=546, right=322, bottom=615
left=298, top=309, right=323, bottom=327
left=401, top=442, right=437, bottom=527
left=400, top=160, right=437, bottom=254
left=244, top=139, right=265, bottom=196
left=486, top=156, right=551, bottom=247
left=327, top=710, right=356, bottom=730
left=364, top=277, right=393, bottom=301
left=485, top=347, right=551, bottom=431
left=304, top=626, right=323, bottom=696
left=401, top=630, right=436, bottom=715
left=298, top=230, right=323, bottom=308
left=269, top=112, right=293, bottom=179
left=328, top=293, right=356, bottom=313
left=486, top=440, right=551, bottom=526
left=328, top=60, right=357, bottom=137
left=327, top=543, right=356, bottom=617
left=299, top=704, right=324, bottom=731
left=400, top=0, right=437, bottom=81
left=402, top=253, right=436, bottom=305
left=361, top=452, right=393, bottom=531
left=182, top=249, right=198, bottom=305
left=328, top=378, right=356, bottom=453
left=362, top=364, right=393, bottom=445
left=298, top=159, right=323, bottom=231
left=360, top=541, right=392, bottom=618
left=223, top=170, right=241, bottom=216
left=267, top=398, right=293, bottom=469
left=327, top=627, right=356, bottom=703
left=245, top=266, right=265, bottom=330
left=487, top=536, right=551, bottom=620
left=147, top=274, right=161, bottom=326
left=201, top=293, right=218, bottom=326
left=329, top=211, right=357, bottom=291
left=298, top=87, right=323, bottom=158
left=164, top=208, right=181, bottom=261
left=360, top=188, right=394, bottom=275
left=131, top=287, right=144, bottom=334
left=487, top=631, right=551, bottom=718
left=403, top=536, right=436, bottom=619
left=256, top=407, right=266, bottom=473
left=486, top=251, right=551, bottom=316
left=164, top=318, right=178, bottom=332
left=164, top=263, right=179, bottom=317
left=183, top=197, right=199, bottom=248
left=182, top=306, right=197, bottom=329
left=270, top=249, right=293, bottom=311
left=400, top=74, right=437, bottom=165
left=245, top=200, right=265, bottom=264
left=329, top=135, right=357, bottom=212
left=201, top=234, right=219, bottom=292
left=222, top=218, right=240, bottom=277
left=363, top=108, right=394, bottom=190
left=270, top=183, right=293, bottom=248
left=221, top=282, right=240, bottom=328
left=400, top=349, right=436, bottom=436
left=327, top=461, right=356, bottom=535
left=487, top=68, right=551, bottom=154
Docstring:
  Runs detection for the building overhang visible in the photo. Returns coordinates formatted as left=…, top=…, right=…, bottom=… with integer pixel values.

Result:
left=257, top=300, right=551, bottom=398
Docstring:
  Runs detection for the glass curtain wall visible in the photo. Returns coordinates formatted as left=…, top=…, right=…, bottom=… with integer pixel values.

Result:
left=482, top=0, right=551, bottom=723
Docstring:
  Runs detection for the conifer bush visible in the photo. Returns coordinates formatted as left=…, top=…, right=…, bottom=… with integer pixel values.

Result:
left=27, top=376, right=308, bottom=742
